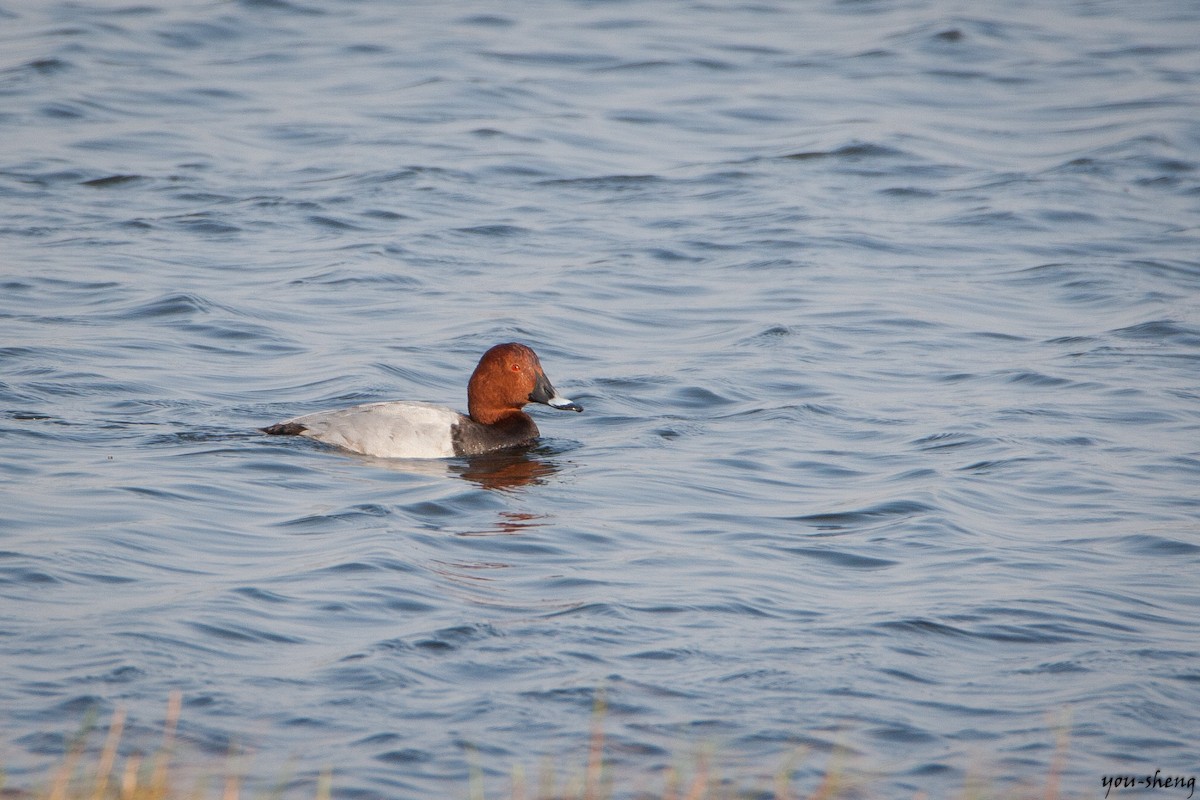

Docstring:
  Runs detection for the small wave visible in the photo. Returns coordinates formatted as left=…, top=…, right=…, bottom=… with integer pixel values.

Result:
left=126, top=292, right=212, bottom=319
left=79, top=174, right=144, bottom=188
left=779, top=546, right=897, bottom=570
left=451, top=224, right=529, bottom=237
left=782, top=142, right=906, bottom=162
left=1118, top=534, right=1200, bottom=557
left=790, top=500, right=935, bottom=529
left=189, top=620, right=306, bottom=646
left=1112, top=319, right=1200, bottom=346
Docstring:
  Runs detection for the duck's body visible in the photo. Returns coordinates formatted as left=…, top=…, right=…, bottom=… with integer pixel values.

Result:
left=262, top=343, right=582, bottom=459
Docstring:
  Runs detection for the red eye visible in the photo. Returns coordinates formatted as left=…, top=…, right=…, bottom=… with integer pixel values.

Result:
left=511, top=363, right=521, bottom=372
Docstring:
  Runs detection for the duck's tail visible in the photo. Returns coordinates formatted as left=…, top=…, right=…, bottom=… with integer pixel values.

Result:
left=261, top=422, right=308, bottom=436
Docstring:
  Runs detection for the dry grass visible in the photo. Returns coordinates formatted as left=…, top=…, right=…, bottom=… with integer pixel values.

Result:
left=6, top=694, right=1073, bottom=800
left=6, top=692, right=330, bottom=800
left=475, top=691, right=1071, bottom=800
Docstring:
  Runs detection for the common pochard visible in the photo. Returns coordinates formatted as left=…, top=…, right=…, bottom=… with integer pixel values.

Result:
left=261, top=342, right=582, bottom=459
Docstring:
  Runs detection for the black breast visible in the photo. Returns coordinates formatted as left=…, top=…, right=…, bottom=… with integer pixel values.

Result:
left=451, top=413, right=540, bottom=456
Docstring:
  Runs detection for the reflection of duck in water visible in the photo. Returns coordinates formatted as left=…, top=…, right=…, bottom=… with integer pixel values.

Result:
left=262, top=343, right=582, bottom=459
left=454, top=450, right=564, bottom=491
left=328, top=448, right=568, bottom=491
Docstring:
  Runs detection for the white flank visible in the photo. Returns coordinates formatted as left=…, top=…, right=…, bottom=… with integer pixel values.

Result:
left=289, top=401, right=461, bottom=459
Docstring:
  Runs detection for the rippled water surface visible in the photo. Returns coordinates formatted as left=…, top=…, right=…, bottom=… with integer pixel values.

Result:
left=2, top=1, right=1199, bottom=797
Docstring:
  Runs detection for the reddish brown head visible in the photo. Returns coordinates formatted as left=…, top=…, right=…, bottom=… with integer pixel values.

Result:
left=466, top=343, right=582, bottom=425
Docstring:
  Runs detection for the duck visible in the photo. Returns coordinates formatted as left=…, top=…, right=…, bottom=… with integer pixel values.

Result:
left=262, top=342, right=582, bottom=459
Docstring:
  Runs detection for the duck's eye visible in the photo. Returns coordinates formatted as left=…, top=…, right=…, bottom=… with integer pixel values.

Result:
left=510, top=363, right=521, bottom=372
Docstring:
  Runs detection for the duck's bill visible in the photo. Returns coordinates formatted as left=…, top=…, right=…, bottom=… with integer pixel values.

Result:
left=530, top=372, right=584, bottom=412
left=547, top=395, right=583, bottom=412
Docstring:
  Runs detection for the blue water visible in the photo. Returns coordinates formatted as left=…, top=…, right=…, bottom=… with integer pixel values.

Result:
left=2, top=1, right=1199, bottom=797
